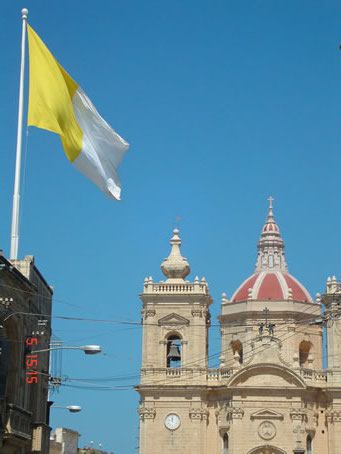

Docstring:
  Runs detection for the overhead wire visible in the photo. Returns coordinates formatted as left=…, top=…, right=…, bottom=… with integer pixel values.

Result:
left=2, top=280, right=338, bottom=390
left=55, top=311, right=325, bottom=390
left=135, top=301, right=326, bottom=388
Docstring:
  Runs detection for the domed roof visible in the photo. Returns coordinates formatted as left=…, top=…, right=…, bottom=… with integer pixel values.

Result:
left=230, top=197, right=313, bottom=304
left=231, top=270, right=312, bottom=303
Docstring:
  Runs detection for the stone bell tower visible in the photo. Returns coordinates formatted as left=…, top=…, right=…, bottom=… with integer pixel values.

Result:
left=137, top=229, right=212, bottom=454
left=323, top=276, right=341, bottom=374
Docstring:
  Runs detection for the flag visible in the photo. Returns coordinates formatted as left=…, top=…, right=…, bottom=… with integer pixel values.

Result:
left=27, top=25, right=129, bottom=200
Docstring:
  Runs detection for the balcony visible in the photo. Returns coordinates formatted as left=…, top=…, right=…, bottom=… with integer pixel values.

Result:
left=140, top=367, right=208, bottom=385
left=298, top=368, right=327, bottom=386
left=140, top=366, right=330, bottom=388
left=5, top=403, right=32, bottom=442
left=143, top=281, right=209, bottom=295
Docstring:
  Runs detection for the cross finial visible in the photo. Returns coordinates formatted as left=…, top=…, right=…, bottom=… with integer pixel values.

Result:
left=266, top=196, right=275, bottom=222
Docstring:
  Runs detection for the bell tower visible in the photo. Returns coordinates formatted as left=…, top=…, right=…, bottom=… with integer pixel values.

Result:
left=323, top=276, right=341, bottom=372
left=137, top=229, right=212, bottom=454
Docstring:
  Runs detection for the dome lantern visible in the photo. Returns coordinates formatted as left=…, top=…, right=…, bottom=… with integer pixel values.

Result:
left=255, top=196, right=288, bottom=272
left=229, top=198, right=313, bottom=304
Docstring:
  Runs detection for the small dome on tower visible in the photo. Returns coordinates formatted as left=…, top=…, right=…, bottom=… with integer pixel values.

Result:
left=161, top=229, right=190, bottom=280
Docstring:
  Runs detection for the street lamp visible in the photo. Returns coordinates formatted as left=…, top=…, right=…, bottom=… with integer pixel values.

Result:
left=36, top=344, right=102, bottom=399
left=81, top=345, right=102, bottom=355
left=52, top=405, right=82, bottom=413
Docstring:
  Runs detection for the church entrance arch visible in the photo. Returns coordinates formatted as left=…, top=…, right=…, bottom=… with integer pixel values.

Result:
left=247, top=446, right=286, bottom=454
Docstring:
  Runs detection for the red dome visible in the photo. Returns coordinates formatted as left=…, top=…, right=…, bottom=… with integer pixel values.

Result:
left=231, top=271, right=313, bottom=303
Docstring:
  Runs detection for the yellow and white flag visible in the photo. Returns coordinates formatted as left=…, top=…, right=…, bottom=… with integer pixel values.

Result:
left=27, top=25, right=129, bottom=200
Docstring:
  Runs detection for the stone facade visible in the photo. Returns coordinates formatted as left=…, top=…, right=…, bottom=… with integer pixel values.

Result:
left=49, top=427, right=79, bottom=454
left=0, top=252, right=52, bottom=453
left=137, top=201, right=341, bottom=454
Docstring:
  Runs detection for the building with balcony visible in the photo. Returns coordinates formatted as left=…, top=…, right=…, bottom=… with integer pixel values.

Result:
left=136, top=200, right=341, bottom=454
left=0, top=252, right=52, bottom=453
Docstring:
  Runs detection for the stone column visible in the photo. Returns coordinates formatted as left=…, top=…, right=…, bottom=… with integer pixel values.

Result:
left=326, top=410, right=341, bottom=454
left=138, top=405, right=156, bottom=454
left=189, top=407, right=209, bottom=454
left=227, top=407, right=244, bottom=454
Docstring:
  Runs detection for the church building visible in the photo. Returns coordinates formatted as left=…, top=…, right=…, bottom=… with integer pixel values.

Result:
left=137, top=200, right=341, bottom=454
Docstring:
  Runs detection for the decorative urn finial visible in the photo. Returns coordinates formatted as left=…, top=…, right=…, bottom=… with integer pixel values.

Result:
left=161, top=229, right=190, bottom=280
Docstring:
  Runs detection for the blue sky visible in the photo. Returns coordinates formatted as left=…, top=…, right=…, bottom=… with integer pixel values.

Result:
left=1, top=1, right=341, bottom=452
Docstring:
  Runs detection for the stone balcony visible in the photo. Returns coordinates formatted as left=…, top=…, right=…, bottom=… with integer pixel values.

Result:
left=140, top=366, right=330, bottom=388
left=142, top=280, right=209, bottom=295
left=140, top=367, right=209, bottom=385
left=298, top=368, right=327, bottom=386
left=4, top=403, right=32, bottom=442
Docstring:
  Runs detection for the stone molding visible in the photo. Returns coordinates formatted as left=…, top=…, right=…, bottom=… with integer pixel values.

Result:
left=290, top=409, right=308, bottom=422
left=251, top=409, right=284, bottom=420
left=158, top=313, right=190, bottom=326
left=191, top=309, right=203, bottom=317
left=138, top=406, right=156, bottom=421
left=189, top=407, right=209, bottom=421
left=142, top=309, right=156, bottom=319
left=227, top=407, right=244, bottom=419
left=163, top=325, right=187, bottom=331
left=326, top=410, right=341, bottom=423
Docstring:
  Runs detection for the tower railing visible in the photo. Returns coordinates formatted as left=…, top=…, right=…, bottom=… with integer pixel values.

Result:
left=140, top=366, right=330, bottom=387
left=143, top=282, right=209, bottom=295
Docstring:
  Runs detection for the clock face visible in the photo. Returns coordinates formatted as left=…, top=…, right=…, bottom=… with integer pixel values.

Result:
left=165, top=413, right=181, bottom=431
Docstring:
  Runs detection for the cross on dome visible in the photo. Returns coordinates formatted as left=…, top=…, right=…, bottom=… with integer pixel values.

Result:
left=267, top=196, right=275, bottom=221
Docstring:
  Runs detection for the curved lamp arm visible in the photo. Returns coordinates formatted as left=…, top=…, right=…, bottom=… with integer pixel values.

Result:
left=32, top=345, right=102, bottom=354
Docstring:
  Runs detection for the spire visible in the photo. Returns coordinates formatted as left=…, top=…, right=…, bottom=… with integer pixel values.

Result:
left=255, top=197, right=288, bottom=272
left=161, top=229, right=190, bottom=280
left=267, top=195, right=275, bottom=222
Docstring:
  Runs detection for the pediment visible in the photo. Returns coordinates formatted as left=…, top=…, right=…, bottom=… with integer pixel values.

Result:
left=250, top=409, right=284, bottom=420
left=158, top=313, right=190, bottom=326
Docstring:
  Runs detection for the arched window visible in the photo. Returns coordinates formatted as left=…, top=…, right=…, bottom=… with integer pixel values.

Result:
left=231, top=340, right=243, bottom=364
left=166, top=335, right=182, bottom=368
left=223, top=433, right=229, bottom=454
left=307, top=434, right=312, bottom=454
left=299, top=340, right=312, bottom=367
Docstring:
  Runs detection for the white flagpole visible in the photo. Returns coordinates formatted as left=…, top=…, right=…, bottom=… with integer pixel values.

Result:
left=10, top=8, right=28, bottom=260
